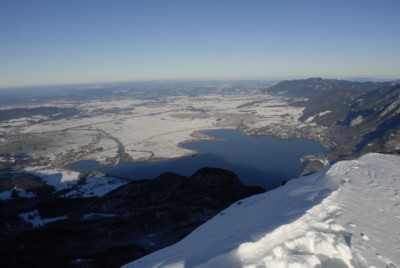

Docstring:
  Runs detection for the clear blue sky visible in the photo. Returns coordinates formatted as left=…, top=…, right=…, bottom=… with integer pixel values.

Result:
left=1, top=0, right=399, bottom=88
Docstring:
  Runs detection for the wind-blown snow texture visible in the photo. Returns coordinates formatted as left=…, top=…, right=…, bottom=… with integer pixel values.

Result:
left=123, top=153, right=400, bottom=268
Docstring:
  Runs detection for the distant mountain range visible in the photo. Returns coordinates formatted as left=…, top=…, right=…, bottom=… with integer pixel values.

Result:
left=265, top=77, right=391, bottom=97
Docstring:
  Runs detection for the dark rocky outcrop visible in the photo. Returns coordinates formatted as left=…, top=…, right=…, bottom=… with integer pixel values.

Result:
left=0, top=168, right=264, bottom=268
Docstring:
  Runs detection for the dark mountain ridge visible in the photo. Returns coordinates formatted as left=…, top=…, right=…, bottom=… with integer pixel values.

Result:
left=265, top=78, right=400, bottom=160
left=265, top=77, right=389, bottom=97
left=0, top=168, right=264, bottom=268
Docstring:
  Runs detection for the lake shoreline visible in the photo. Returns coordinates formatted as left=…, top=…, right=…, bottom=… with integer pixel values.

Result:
left=68, top=129, right=328, bottom=189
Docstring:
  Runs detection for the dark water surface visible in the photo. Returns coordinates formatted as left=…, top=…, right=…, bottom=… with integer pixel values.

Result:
left=69, top=129, right=328, bottom=189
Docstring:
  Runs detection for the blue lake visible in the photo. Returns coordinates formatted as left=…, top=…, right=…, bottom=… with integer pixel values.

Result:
left=69, top=129, right=328, bottom=189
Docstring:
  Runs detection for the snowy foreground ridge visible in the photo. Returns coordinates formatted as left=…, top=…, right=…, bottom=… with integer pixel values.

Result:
left=123, top=153, right=400, bottom=268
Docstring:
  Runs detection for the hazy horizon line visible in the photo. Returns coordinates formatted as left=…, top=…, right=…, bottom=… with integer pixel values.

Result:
left=1, top=75, right=399, bottom=90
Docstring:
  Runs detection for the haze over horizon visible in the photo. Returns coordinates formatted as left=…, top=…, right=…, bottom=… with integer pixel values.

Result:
left=1, top=0, right=399, bottom=88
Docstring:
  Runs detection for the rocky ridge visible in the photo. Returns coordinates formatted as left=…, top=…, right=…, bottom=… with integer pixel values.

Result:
left=0, top=167, right=264, bottom=268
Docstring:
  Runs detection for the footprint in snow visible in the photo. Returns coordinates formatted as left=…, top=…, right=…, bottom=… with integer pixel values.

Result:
left=360, top=233, right=369, bottom=240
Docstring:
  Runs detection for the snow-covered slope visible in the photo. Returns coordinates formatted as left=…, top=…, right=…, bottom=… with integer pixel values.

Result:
left=123, top=153, right=400, bottom=268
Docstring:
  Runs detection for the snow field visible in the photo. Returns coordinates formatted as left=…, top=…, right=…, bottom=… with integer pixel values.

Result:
left=123, top=153, right=400, bottom=268
left=61, top=176, right=128, bottom=198
left=1, top=93, right=311, bottom=165
left=19, top=168, right=128, bottom=199
left=24, top=168, right=81, bottom=190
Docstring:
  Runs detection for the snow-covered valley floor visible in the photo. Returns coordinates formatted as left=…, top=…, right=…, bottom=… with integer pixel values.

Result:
left=0, top=92, right=323, bottom=168
left=123, top=153, right=400, bottom=268
left=1, top=91, right=327, bottom=199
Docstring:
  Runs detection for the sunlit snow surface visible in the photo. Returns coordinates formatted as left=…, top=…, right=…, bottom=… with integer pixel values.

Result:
left=123, top=153, right=400, bottom=268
